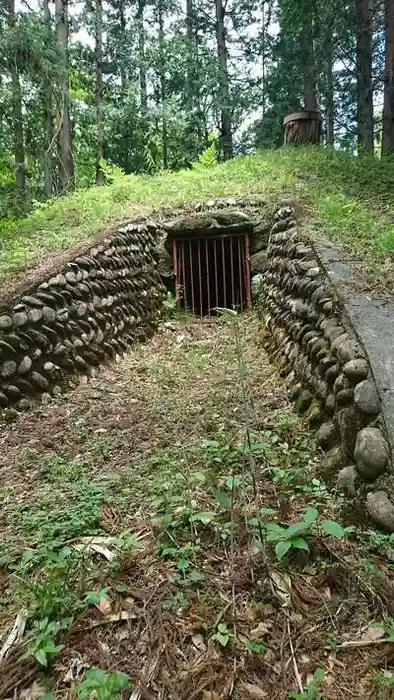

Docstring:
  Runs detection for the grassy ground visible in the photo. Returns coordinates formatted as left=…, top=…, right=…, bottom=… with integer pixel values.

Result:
left=1, top=313, right=394, bottom=698
left=2, top=147, right=394, bottom=289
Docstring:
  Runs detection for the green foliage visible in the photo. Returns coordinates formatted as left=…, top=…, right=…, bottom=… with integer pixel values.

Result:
left=19, top=617, right=70, bottom=667
left=75, top=668, right=131, bottom=700
left=195, top=138, right=218, bottom=169
left=212, top=622, right=232, bottom=647
left=262, top=506, right=347, bottom=561
left=287, top=667, right=325, bottom=699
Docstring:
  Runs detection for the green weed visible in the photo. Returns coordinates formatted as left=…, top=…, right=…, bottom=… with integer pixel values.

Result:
left=75, top=668, right=131, bottom=700
left=287, top=667, right=325, bottom=699
left=258, top=506, right=347, bottom=561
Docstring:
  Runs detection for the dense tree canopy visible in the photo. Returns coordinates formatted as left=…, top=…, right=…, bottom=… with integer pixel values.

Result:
left=1, top=0, right=393, bottom=217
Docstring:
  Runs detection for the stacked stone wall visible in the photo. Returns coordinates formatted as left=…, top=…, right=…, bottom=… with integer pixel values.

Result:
left=257, top=207, right=393, bottom=530
left=0, top=222, right=163, bottom=413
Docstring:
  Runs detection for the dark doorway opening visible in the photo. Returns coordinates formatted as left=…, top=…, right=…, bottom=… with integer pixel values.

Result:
left=172, top=233, right=251, bottom=316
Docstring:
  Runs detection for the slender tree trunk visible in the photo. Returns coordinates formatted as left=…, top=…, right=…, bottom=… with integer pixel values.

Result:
left=185, top=0, right=195, bottom=159
left=55, top=0, right=74, bottom=192
left=326, top=36, right=335, bottom=145
left=118, top=0, right=130, bottom=173
left=382, top=0, right=394, bottom=155
left=215, top=0, right=233, bottom=160
left=119, top=0, right=126, bottom=91
left=301, top=16, right=317, bottom=111
left=8, top=0, right=26, bottom=212
left=95, top=0, right=105, bottom=185
left=158, top=0, right=168, bottom=169
left=43, top=0, right=53, bottom=197
left=355, top=0, right=374, bottom=154
left=261, top=0, right=266, bottom=118
left=137, top=0, right=147, bottom=112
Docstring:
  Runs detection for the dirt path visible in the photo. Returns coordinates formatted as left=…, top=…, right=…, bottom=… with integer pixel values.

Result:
left=1, top=315, right=394, bottom=699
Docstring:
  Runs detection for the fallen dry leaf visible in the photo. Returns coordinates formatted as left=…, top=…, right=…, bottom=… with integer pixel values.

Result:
left=88, top=610, right=136, bottom=629
left=270, top=571, right=291, bottom=606
left=96, top=594, right=112, bottom=616
left=0, top=613, right=27, bottom=661
left=19, top=682, right=47, bottom=700
left=73, top=536, right=117, bottom=561
left=238, top=683, right=268, bottom=699
left=202, top=693, right=223, bottom=700
left=191, top=633, right=206, bottom=651
left=360, top=625, right=386, bottom=643
left=250, top=621, right=272, bottom=639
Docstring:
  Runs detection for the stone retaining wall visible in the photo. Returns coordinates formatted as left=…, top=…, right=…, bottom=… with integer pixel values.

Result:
left=0, top=222, right=163, bottom=414
left=256, top=207, right=394, bottom=531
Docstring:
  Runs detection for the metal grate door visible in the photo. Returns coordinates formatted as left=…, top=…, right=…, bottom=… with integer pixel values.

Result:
left=172, top=232, right=251, bottom=316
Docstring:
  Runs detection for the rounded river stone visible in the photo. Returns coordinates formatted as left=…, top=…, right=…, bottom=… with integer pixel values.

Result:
left=12, top=311, right=28, bottom=327
left=337, top=405, right=365, bottom=458
left=354, top=380, right=380, bottom=416
left=316, top=421, right=337, bottom=450
left=354, top=427, right=389, bottom=480
left=296, top=389, right=313, bottom=413
left=343, top=359, right=369, bottom=384
left=337, top=466, right=358, bottom=496
left=367, top=491, right=394, bottom=532
left=1, top=361, right=16, bottom=378
left=0, top=315, right=12, bottom=331
left=17, top=356, right=32, bottom=375
left=28, top=307, right=43, bottom=323
left=31, top=371, right=49, bottom=389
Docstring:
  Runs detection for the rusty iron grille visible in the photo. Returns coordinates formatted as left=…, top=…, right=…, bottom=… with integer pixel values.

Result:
left=172, top=232, right=252, bottom=316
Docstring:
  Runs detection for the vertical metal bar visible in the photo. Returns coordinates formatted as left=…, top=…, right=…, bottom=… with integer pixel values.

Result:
left=221, top=236, right=227, bottom=309
left=178, top=239, right=182, bottom=308
left=205, top=237, right=211, bottom=315
left=245, top=233, right=252, bottom=308
left=198, top=238, right=203, bottom=316
left=237, top=234, right=244, bottom=310
left=172, top=239, right=178, bottom=303
left=181, top=239, right=187, bottom=311
left=189, top=240, right=195, bottom=315
left=213, top=237, right=219, bottom=311
left=229, top=235, right=235, bottom=309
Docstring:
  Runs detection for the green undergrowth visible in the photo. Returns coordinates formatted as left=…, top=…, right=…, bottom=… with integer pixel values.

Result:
left=1, top=314, right=394, bottom=697
left=2, top=147, right=394, bottom=286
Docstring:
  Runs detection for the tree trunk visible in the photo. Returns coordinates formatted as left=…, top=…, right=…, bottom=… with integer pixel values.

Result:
left=326, top=36, right=335, bottom=146
left=55, top=0, right=74, bottom=192
left=43, top=0, right=53, bottom=197
left=185, top=0, right=195, bottom=159
left=301, top=16, right=317, bottom=111
left=137, top=0, right=147, bottom=112
left=215, top=0, right=233, bottom=160
left=284, top=112, right=322, bottom=145
left=118, top=0, right=130, bottom=173
left=382, top=0, right=394, bottom=155
left=158, top=0, right=168, bottom=169
left=95, top=0, right=105, bottom=185
left=119, top=0, right=126, bottom=91
left=355, top=0, right=374, bottom=154
left=8, top=0, right=26, bottom=212
left=261, top=0, right=266, bottom=118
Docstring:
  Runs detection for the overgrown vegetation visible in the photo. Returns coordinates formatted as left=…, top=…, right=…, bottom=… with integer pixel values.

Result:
left=1, top=314, right=394, bottom=698
left=2, top=146, right=394, bottom=293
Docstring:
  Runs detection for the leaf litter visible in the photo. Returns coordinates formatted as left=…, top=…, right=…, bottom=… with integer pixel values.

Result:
left=0, top=315, right=394, bottom=698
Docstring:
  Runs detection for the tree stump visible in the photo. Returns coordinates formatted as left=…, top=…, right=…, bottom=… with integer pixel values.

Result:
left=284, top=111, right=322, bottom=145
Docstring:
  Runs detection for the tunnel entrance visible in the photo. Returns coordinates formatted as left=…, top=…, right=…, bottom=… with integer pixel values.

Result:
left=172, top=232, right=251, bottom=316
